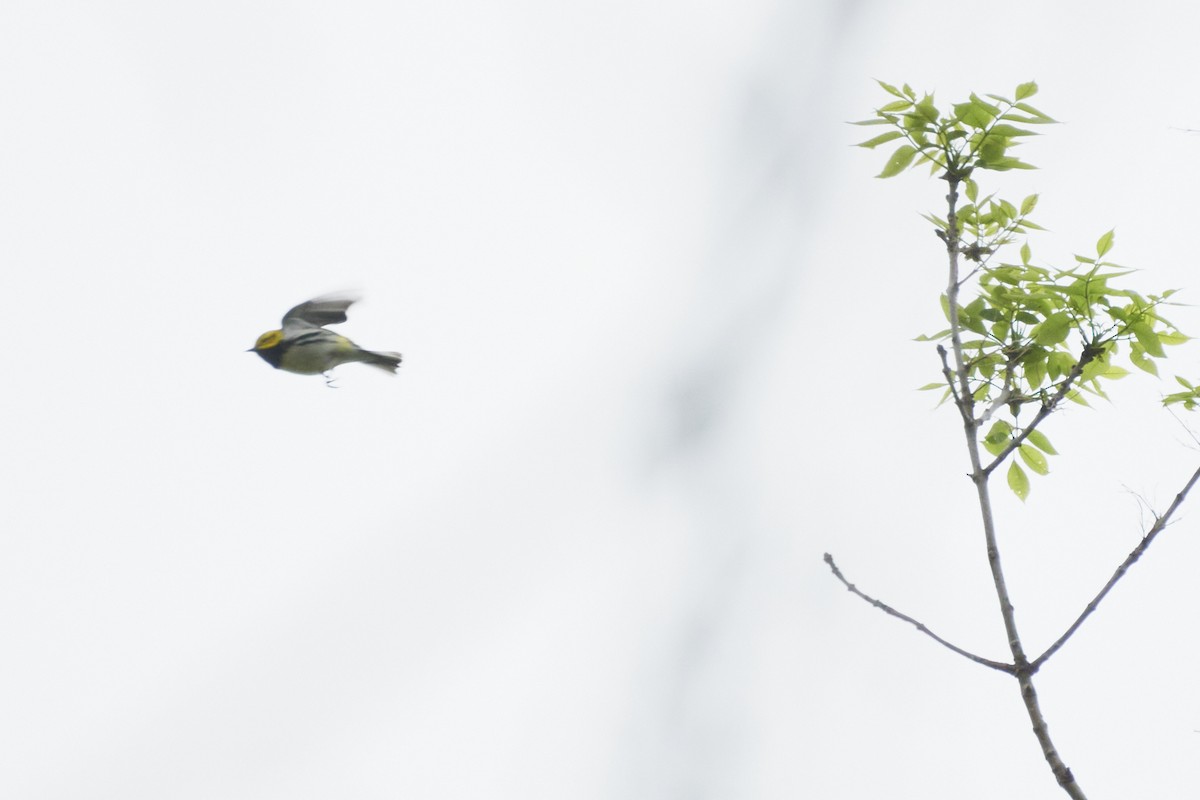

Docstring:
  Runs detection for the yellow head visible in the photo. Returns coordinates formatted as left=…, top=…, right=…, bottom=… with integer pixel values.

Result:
left=252, top=330, right=284, bottom=351
left=249, top=329, right=286, bottom=369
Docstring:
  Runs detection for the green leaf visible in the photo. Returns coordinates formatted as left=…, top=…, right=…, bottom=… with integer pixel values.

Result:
left=1047, top=352, right=1077, bottom=380
left=876, top=79, right=906, bottom=98
left=878, top=144, right=918, bottom=178
left=1096, top=229, right=1115, bottom=258
left=856, top=130, right=905, bottom=149
left=1020, top=241, right=1032, bottom=265
left=1032, top=312, right=1072, bottom=346
left=920, top=212, right=948, bottom=229
left=1003, top=114, right=1052, bottom=125
left=1159, top=330, right=1189, bottom=346
left=1008, top=461, right=1030, bottom=501
left=1019, top=444, right=1050, bottom=475
left=1164, top=390, right=1200, bottom=409
left=1025, top=356, right=1046, bottom=389
left=982, top=420, right=1013, bottom=456
left=1025, top=429, right=1058, bottom=455
left=970, top=93, right=1001, bottom=114
left=1175, top=375, right=1195, bottom=390
left=1014, top=102, right=1058, bottom=123
left=1130, top=347, right=1159, bottom=376
left=979, top=419, right=1008, bottom=450
left=879, top=99, right=914, bottom=113
left=954, top=101, right=993, bottom=128
left=977, top=139, right=1007, bottom=164
left=1131, top=322, right=1165, bottom=358
left=988, top=123, right=1035, bottom=137
left=918, top=382, right=946, bottom=391
left=1020, top=194, right=1039, bottom=215
left=1015, top=81, right=1038, bottom=100
left=901, top=113, right=932, bottom=133
left=913, top=97, right=939, bottom=122
left=962, top=297, right=987, bottom=334
left=1066, top=390, right=1091, bottom=407
left=981, top=157, right=1037, bottom=171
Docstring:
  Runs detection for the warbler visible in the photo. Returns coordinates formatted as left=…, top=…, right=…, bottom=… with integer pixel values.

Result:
left=249, top=294, right=402, bottom=381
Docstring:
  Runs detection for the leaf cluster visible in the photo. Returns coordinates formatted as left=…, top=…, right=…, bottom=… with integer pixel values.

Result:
left=854, top=80, right=1054, bottom=181
left=856, top=81, right=1190, bottom=498
left=1164, top=376, right=1200, bottom=410
left=921, top=233, right=1185, bottom=497
left=928, top=233, right=1183, bottom=405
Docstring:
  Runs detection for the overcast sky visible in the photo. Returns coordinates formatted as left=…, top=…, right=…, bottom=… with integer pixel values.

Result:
left=4, top=1, right=1200, bottom=798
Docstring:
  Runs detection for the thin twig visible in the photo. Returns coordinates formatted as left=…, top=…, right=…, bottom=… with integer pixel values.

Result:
left=1166, top=404, right=1200, bottom=451
left=936, top=344, right=970, bottom=425
left=1031, top=464, right=1200, bottom=670
left=823, top=553, right=1014, bottom=673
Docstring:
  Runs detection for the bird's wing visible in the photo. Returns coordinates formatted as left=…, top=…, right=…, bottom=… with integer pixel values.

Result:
left=280, top=293, right=360, bottom=333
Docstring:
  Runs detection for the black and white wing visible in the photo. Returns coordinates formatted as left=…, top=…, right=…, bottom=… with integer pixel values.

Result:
left=280, top=293, right=359, bottom=334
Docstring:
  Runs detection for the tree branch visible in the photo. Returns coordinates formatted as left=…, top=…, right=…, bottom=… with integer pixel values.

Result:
left=940, top=176, right=1086, bottom=797
left=936, top=344, right=970, bottom=425
left=823, top=553, right=1014, bottom=673
left=1031, top=463, right=1200, bottom=670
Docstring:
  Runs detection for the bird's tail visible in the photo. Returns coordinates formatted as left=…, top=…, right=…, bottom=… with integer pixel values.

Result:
left=360, top=349, right=403, bottom=374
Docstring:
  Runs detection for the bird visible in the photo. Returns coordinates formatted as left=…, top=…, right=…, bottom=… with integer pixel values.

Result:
left=249, top=294, right=402, bottom=383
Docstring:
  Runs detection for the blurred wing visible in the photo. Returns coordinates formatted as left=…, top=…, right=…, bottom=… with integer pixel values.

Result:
left=280, top=293, right=360, bottom=333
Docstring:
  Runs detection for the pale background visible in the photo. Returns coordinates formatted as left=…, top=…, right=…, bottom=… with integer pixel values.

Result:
left=4, top=1, right=1200, bottom=798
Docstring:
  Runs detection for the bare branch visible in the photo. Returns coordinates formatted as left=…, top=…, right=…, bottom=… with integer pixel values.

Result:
left=823, top=553, right=1014, bottom=673
left=1031, top=464, right=1200, bottom=670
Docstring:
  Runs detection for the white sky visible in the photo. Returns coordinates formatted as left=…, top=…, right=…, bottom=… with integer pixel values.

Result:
left=4, top=1, right=1200, bottom=798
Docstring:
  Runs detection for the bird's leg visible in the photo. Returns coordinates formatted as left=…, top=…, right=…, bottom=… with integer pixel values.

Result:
left=323, top=372, right=339, bottom=388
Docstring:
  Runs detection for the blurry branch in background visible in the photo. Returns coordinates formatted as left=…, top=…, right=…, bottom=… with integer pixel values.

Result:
left=827, top=80, right=1200, bottom=800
